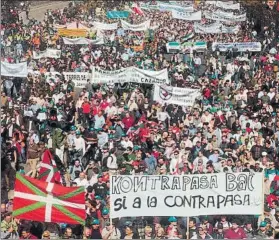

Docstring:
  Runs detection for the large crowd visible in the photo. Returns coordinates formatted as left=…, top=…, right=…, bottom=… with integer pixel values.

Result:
left=1, top=0, right=279, bottom=239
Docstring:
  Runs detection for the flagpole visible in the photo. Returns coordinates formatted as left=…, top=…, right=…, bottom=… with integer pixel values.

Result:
left=187, top=216, right=190, bottom=239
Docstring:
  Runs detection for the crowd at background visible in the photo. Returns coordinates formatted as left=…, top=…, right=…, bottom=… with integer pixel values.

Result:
left=1, top=0, right=279, bottom=239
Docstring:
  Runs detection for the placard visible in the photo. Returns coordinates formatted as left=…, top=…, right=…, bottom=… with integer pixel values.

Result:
left=110, top=173, right=263, bottom=218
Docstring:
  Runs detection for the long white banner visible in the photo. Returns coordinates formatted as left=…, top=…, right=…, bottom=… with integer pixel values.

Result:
left=194, top=22, right=239, bottom=34
left=140, top=2, right=194, bottom=12
left=216, top=1, right=240, bottom=10
left=92, top=67, right=169, bottom=85
left=172, top=10, right=202, bottom=21
left=121, top=20, right=151, bottom=31
left=212, top=42, right=262, bottom=52
left=93, top=21, right=118, bottom=30
left=1, top=62, right=28, bottom=78
left=110, top=173, right=263, bottom=218
left=204, top=11, right=246, bottom=22
left=33, top=49, right=61, bottom=59
left=63, top=72, right=91, bottom=88
left=62, top=37, right=104, bottom=45
left=153, top=85, right=200, bottom=106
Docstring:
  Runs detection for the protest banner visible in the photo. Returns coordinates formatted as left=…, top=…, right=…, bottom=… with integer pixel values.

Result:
left=212, top=42, right=262, bottom=52
left=166, top=42, right=181, bottom=53
left=57, top=29, right=88, bottom=37
left=172, top=10, right=202, bottom=21
left=182, top=41, right=207, bottom=52
left=124, top=43, right=144, bottom=52
left=33, top=49, right=61, bottom=59
left=1, top=61, right=28, bottom=78
left=62, top=37, right=104, bottom=45
left=121, top=20, right=151, bottom=31
left=93, top=21, right=118, bottom=30
left=140, top=2, right=194, bottom=12
left=204, top=11, right=246, bottom=22
left=92, top=67, right=169, bottom=85
left=194, top=22, right=239, bottom=34
left=153, top=85, right=201, bottom=106
left=216, top=1, right=240, bottom=10
left=106, top=11, right=129, bottom=19
left=63, top=72, right=91, bottom=88
left=110, top=173, right=263, bottom=218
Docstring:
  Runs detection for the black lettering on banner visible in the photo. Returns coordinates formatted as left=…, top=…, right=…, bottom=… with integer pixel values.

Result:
left=217, top=195, right=226, bottom=208
left=150, top=176, right=160, bottom=190
left=161, top=176, right=170, bottom=190
left=199, top=195, right=206, bottom=208
left=171, top=177, right=181, bottom=190
left=147, top=196, right=157, bottom=208
left=114, top=197, right=127, bottom=211
left=234, top=194, right=242, bottom=205
left=243, top=194, right=250, bottom=205
left=133, top=197, right=141, bottom=208
left=192, top=195, right=200, bottom=208
left=182, top=176, right=191, bottom=191
left=226, top=173, right=237, bottom=191
left=248, top=174, right=255, bottom=191
left=164, top=196, right=175, bottom=207
left=226, top=173, right=254, bottom=192
left=184, top=195, right=192, bottom=207
left=224, top=195, right=233, bottom=207
left=175, top=196, right=183, bottom=207
left=191, top=177, right=199, bottom=190
left=209, top=175, right=218, bottom=189
left=200, top=175, right=209, bottom=189
left=111, top=176, right=121, bottom=194
left=134, top=176, right=147, bottom=192
left=207, top=196, right=215, bottom=208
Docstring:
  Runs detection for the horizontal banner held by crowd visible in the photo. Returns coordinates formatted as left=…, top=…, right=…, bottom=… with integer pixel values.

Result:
left=62, top=37, right=104, bottom=45
left=110, top=173, right=263, bottom=218
left=63, top=72, right=91, bottom=88
left=33, top=49, right=61, bottom=59
left=121, top=20, right=151, bottom=31
left=1, top=61, right=28, bottom=78
left=166, top=41, right=207, bottom=53
left=204, top=11, right=246, bottom=22
left=140, top=2, right=194, bottom=12
left=92, top=67, right=170, bottom=85
left=172, top=10, right=202, bottom=21
left=194, top=22, right=239, bottom=34
left=153, top=85, right=201, bottom=106
left=106, top=11, right=129, bottom=19
left=57, top=29, right=88, bottom=37
left=93, top=21, right=118, bottom=30
left=212, top=42, right=262, bottom=52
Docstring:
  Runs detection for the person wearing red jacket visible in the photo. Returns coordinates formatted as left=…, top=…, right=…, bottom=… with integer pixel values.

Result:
left=122, top=112, right=135, bottom=131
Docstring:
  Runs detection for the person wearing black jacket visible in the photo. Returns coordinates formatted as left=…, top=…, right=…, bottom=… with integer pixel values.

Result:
left=212, top=223, right=225, bottom=239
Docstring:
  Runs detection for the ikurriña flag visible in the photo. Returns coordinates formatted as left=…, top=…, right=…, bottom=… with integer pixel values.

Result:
left=13, top=173, right=86, bottom=225
left=38, top=149, right=61, bottom=183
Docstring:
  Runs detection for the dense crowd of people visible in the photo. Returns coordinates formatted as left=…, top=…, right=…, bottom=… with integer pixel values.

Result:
left=1, top=0, right=279, bottom=239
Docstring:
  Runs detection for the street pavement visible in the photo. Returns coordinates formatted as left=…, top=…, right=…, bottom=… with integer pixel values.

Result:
left=19, top=1, right=70, bottom=23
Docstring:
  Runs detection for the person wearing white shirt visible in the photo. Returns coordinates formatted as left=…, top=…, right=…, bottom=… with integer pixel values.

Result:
left=74, top=172, right=89, bottom=189
left=120, top=136, right=133, bottom=149
left=73, top=132, right=86, bottom=156
left=157, top=111, right=170, bottom=123
left=105, top=102, right=118, bottom=118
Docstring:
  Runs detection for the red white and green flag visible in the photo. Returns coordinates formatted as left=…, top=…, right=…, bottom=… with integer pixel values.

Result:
left=13, top=173, right=85, bottom=225
left=38, top=149, right=61, bottom=183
